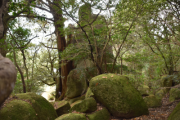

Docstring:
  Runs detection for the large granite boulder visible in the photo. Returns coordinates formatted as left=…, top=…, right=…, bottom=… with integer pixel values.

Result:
left=70, top=97, right=97, bottom=113
left=66, top=68, right=88, bottom=98
left=89, top=73, right=149, bottom=118
left=0, top=93, right=57, bottom=120
left=87, top=107, right=111, bottom=120
left=0, top=54, right=17, bottom=106
left=55, top=113, right=87, bottom=120
left=169, top=88, right=180, bottom=102
left=168, top=102, right=180, bottom=120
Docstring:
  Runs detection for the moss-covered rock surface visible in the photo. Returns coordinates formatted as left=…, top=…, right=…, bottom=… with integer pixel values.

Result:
left=0, top=100, right=38, bottom=120
left=138, top=85, right=150, bottom=96
left=0, top=92, right=57, bottom=120
left=55, top=113, right=87, bottom=120
left=87, top=107, right=111, bottom=120
left=66, top=68, right=88, bottom=98
left=85, top=87, right=94, bottom=98
left=65, top=95, right=85, bottom=105
left=155, top=88, right=168, bottom=100
left=168, top=102, right=180, bottom=120
left=169, top=88, right=180, bottom=102
left=144, top=95, right=161, bottom=108
left=55, top=100, right=71, bottom=116
left=161, top=75, right=173, bottom=88
left=70, top=97, right=97, bottom=113
left=89, top=73, right=149, bottom=118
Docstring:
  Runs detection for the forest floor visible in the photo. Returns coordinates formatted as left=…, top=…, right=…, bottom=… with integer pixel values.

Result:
left=110, top=93, right=180, bottom=120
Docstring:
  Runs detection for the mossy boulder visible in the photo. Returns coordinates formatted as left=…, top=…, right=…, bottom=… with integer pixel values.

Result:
left=85, top=87, right=94, bottom=98
left=89, top=73, right=149, bottom=118
left=55, top=113, right=87, bottom=120
left=70, top=97, right=97, bottom=113
left=0, top=93, right=57, bottom=120
left=169, top=88, right=180, bottom=102
left=168, top=102, right=180, bottom=120
left=65, top=95, right=85, bottom=105
left=66, top=68, right=88, bottom=99
left=155, top=88, right=168, bottom=100
left=55, top=100, right=71, bottom=116
left=0, top=100, right=38, bottom=120
left=87, top=107, right=111, bottom=120
left=161, top=75, right=173, bottom=88
left=15, top=92, right=57, bottom=120
left=138, top=85, right=150, bottom=96
left=144, top=95, right=161, bottom=108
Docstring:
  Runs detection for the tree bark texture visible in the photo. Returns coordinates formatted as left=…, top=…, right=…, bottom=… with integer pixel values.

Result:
left=0, top=0, right=8, bottom=56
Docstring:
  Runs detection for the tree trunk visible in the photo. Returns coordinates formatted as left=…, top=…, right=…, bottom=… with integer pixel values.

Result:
left=0, top=0, right=9, bottom=56
left=52, top=11, right=74, bottom=100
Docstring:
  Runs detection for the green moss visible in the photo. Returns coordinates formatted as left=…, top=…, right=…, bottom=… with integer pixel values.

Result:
left=161, top=75, right=173, bottom=88
left=55, top=100, right=71, bottom=116
left=85, top=87, right=94, bottom=98
left=87, top=108, right=111, bottom=120
left=66, top=95, right=85, bottom=105
left=70, top=97, right=97, bottom=113
left=155, top=88, right=168, bottom=100
left=144, top=95, right=161, bottom=108
left=55, top=113, right=87, bottom=120
left=138, top=85, right=150, bottom=96
left=89, top=74, right=148, bottom=118
left=169, top=88, right=180, bottom=102
left=15, top=92, right=57, bottom=120
left=66, top=69, right=88, bottom=99
left=168, top=102, right=180, bottom=120
left=0, top=100, right=38, bottom=120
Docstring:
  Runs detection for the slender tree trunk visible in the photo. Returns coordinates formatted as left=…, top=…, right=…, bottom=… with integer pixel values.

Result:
left=121, top=57, right=122, bottom=75
left=12, top=48, right=26, bottom=93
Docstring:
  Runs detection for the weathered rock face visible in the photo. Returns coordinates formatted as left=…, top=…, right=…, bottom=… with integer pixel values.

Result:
left=0, top=93, right=58, bottom=120
left=0, top=54, right=17, bottom=106
left=89, top=73, right=149, bottom=118
left=66, top=68, right=88, bottom=98
left=168, top=102, right=180, bottom=120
